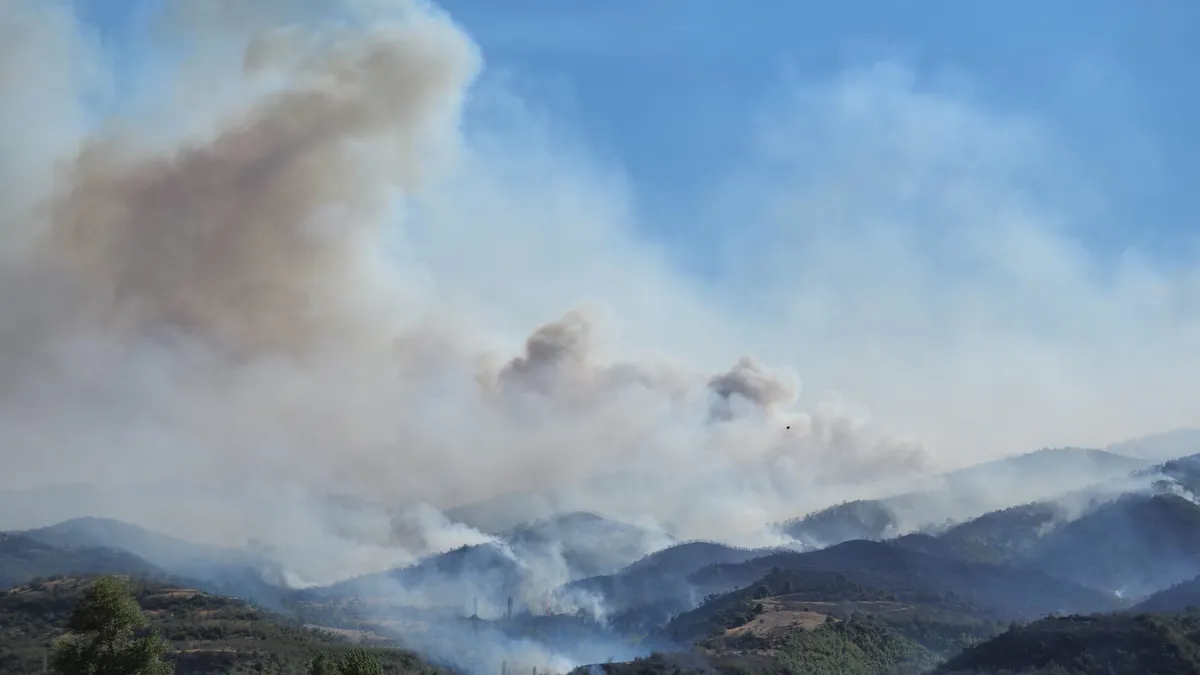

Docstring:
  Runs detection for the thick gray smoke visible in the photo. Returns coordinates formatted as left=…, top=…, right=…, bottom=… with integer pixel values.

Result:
left=707, top=357, right=796, bottom=421
left=0, top=0, right=929, bottom=585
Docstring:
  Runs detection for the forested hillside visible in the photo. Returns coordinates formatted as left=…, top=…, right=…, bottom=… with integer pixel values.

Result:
left=0, top=576, right=449, bottom=675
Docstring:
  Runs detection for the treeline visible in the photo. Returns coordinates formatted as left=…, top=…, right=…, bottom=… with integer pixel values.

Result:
left=0, top=576, right=446, bottom=675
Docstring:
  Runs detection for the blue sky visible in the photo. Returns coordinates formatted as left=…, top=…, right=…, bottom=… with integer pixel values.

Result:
left=77, top=0, right=1199, bottom=272
left=448, top=1, right=1200, bottom=262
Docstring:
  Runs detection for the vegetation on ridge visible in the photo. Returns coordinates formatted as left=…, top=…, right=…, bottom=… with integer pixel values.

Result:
left=0, top=575, right=448, bottom=675
left=934, top=612, right=1200, bottom=675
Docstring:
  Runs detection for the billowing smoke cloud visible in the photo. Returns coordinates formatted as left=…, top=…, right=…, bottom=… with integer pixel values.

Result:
left=2, top=0, right=1198, bottom=610
left=707, top=356, right=796, bottom=421
left=0, top=0, right=928, bottom=585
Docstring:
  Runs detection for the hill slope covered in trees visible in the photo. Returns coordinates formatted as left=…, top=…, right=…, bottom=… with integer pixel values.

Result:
left=0, top=575, right=449, bottom=675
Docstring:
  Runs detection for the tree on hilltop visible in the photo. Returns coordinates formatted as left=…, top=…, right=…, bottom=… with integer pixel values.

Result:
left=51, top=576, right=174, bottom=675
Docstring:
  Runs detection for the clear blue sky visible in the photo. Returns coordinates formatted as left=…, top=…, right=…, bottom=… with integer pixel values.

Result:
left=77, top=0, right=1198, bottom=274
left=446, top=1, right=1199, bottom=264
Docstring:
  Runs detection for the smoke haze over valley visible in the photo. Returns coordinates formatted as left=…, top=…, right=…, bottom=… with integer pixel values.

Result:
left=3, top=2, right=1200, bottom=674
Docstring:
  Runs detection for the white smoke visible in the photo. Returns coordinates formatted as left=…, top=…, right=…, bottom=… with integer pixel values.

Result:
left=0, top=0, right=1197, bottom=594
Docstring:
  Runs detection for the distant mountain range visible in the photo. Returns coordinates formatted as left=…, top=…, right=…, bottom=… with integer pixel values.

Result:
left=7, top=449, right=1200, bottom=610
left=780, top=447, right=1154, bottom=547
left=298, top=511, right=677, bottom=622
left=6, top=435, right=1200, bottom=675
left=21, top=516, right=245, bottom=572
left=565, top=541, right=780, bottom=633
left=8, top=517, right=298, bottom=608
left=883, top=455, right=1200, bottom=597
left=1132, top=574, right=1200, bottom=613
left=0, top=532, right=163, bottom=589
left=1106, top=428, right=1200, bottom=461
left=693, top=540, right=1119, bottom=620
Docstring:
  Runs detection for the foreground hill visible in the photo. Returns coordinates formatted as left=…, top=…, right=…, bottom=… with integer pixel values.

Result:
left=589, top=607, right=1200, bottom=675
left=0, top=533, right=164, bottom=589
left=661, top=563, right=1004, bottom=653
left=934, top=613, right=1200, bottom=675
left=0, top=576, right=448, bottom=675
left=580, top=616, right=938, bottom=675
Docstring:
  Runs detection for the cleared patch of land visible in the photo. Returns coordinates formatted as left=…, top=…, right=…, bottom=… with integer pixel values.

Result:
left=723, top=595, right=918, bottom=639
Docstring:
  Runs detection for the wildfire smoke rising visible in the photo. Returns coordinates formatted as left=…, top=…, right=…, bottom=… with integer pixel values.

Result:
left=0, top=0, right=925, bottom=577
left=2, top=0, right=1199, bottom=585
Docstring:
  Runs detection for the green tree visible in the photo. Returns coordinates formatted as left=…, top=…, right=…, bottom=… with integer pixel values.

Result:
left=336, top=649, right=384, bottom=675
left=50, top=576, right=174, bottom=675
left=309, top=652, right=336, bottom=675
left=309, top=648, right=384, bottom=675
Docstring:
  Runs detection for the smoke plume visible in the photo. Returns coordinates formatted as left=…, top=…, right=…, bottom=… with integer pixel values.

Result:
left=3, top=0, right=1198, bottom=596
left=0, top=0, right=931, bottom=584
